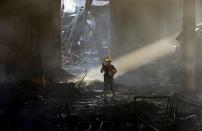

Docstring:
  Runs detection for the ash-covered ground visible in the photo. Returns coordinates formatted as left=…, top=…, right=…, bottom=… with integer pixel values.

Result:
left=1, top=81, right=202, bottom=131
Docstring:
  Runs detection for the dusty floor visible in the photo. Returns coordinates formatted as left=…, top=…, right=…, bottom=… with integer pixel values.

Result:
left=0, top=81, right=202, bottom=131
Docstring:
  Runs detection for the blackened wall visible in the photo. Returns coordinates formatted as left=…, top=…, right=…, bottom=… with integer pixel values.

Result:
left=0, top=0, right=61, bottom=84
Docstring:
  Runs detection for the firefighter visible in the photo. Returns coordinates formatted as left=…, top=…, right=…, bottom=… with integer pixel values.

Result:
left=101, top=56, right=117, bottom=98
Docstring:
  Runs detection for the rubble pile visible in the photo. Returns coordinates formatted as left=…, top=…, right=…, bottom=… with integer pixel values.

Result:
left=0, top=82, right=202, bottom=131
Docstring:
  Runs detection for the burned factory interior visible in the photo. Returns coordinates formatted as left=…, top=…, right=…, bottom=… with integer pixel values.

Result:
left=1, top=0, right=202, bottom=130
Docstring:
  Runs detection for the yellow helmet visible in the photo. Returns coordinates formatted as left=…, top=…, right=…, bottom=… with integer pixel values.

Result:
left=103, top=56, right=112, bottom=62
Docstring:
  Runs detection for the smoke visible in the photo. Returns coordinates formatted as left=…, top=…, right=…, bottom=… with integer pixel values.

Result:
left=63, top=0, right=76, bottom=13
left=84, top=34, right=178, bottom=82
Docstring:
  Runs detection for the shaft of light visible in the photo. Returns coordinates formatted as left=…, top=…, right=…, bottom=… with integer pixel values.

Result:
left=84, top=37, right=175, bottom=81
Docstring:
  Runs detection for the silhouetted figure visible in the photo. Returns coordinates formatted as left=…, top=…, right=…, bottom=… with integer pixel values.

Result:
left=101, top=56, right=117, bottom=98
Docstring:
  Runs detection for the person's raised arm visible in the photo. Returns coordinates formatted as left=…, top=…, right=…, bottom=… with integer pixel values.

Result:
left=101, top=63, right=104, bottom=73
left=113, top=65, right=117, bottom=74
